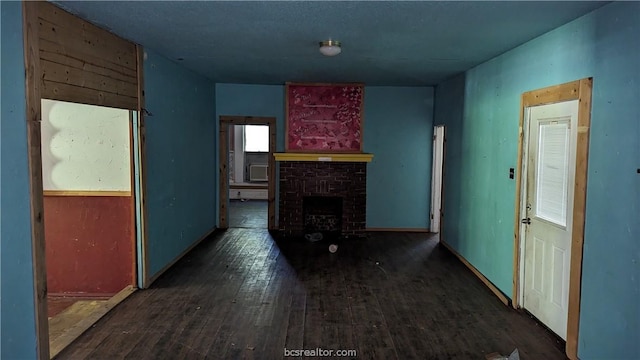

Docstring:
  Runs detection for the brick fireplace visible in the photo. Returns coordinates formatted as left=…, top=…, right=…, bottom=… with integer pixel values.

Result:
left=275, top=154, right=373, bottom=237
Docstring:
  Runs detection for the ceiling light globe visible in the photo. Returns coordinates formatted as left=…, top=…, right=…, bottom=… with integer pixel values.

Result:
left=319, top=40, right=342, bottom=56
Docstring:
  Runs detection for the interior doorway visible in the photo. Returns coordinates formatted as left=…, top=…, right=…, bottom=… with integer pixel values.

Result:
left=22, top=3, right=145, bottom=357
left=40, top=99, right=139, bottom=357
left=219, top=116, right=276, bottom=231
left=513, top=78, right=592, bottom=360
left=228, top=124, right=269, bottom=228
left=430, top=125, right=445, bottom=233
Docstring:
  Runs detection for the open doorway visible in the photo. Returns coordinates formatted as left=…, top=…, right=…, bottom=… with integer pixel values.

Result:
left=228, top=124, right=269, bottom=228
left=219, top=116, right=276, bottom=230
left=22, top=3, right=145, bottom=357
left=430, top=125, right=445, bottom=235
left=40, top=99, right=139, bottom=356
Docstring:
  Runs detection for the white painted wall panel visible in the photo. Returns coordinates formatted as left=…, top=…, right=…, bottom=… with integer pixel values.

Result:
left=41, top=99, right=131, bottom=191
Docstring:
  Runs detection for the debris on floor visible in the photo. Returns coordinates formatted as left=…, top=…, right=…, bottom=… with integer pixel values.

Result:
left=485, top=348, right=520, bottom=360
left=304, top=232, right=323, bottom=242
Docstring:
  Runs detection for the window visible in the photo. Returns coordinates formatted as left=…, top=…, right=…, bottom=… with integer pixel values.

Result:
left=535, top=121, right=570, bottom=227
left=244, top=125, right=269, bottom=152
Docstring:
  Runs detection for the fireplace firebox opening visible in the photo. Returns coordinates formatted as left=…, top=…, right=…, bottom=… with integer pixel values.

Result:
left=303, top=196, right=343, bottom=239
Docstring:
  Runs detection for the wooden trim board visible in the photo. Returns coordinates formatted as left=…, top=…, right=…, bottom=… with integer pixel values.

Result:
left=147, top=228, right=218, bottom=285
left=128, top=112, right=137, bottom=287
left=513, top=78, right=592, bottom=360
left=513, top=94, right=526, bottom=307
left=230, top=184, right=268, bottom=190
left=136, top=45, right=150, bottom=289
left=43, top=190, right=132, bottom=197
left=365, top=228, right=430, bottom=233
left=219, top=115, right=274, bottom=125
left=219, top=121, right=229, bottom=229
left=438, top=125, right=448, bottom=244
left=273, top=152, right=373, bottom=162
left=23, top=2, right=51, bottom=359
left=440, top=241, right=510, bottom=306
left=48, top=292, right=117, bottom=298
left=565, top=78, right=592, bottom=359
left=521, top=80, right=580, bottom=107
left=268, top=121, right=276, bottom=230
left=49, top=285, right=137, bottom=358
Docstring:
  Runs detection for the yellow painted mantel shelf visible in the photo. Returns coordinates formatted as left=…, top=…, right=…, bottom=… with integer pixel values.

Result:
left=274, top=153, right=373, bottom=162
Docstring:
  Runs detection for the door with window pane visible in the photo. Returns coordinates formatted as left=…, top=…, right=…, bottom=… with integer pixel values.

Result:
left=522, top=100, right=578, bottom=339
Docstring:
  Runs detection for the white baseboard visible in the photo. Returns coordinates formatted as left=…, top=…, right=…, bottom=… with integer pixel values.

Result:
left=230, top=189, right=267, bottom=200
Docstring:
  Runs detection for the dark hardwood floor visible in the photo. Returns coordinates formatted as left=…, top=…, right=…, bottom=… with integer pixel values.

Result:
left=229, top=200, right=268, bottom=229
left=58, top=228, right=564, bottom=359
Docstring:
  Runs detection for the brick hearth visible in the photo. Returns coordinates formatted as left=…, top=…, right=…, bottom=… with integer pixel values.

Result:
left=278, top=161, right=366, bottom=237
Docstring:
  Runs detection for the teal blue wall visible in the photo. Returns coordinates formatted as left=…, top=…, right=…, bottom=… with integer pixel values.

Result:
left=434, top=2, right=639, bottom=358
left=215, top=84, right=434, bottom=229
left=0, top=2, right=38, bottom=358
left=214, top=83, right=285, bottom=226
left=215, top=84, right=286, bottom=150
left=364, top=87, right=434, bottom=228
left=144, top=49, right=217, bottom=277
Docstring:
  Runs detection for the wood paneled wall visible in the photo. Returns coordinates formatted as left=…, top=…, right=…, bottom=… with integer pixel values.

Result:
left=37, top=2, right=138, bottom=110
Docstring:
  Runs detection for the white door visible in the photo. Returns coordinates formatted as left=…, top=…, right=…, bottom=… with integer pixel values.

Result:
left=521, top=100, right=578, bottom=339
left=430, top=125, right=445, bottom=233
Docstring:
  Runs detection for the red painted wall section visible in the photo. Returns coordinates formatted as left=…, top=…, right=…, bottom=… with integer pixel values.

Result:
left=44, top=196, right=134, bottom=295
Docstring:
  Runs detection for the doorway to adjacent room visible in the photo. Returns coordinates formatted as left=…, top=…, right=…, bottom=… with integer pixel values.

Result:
left=228, top=124, right=269, bottom=228
left=430, top=125, right=445, bottom=234
left=40, top=99, right=141, bottom=357
left=218, top=116, right=276, bottom=231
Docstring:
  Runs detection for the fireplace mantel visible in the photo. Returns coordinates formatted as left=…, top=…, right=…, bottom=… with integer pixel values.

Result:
left=274, top=153, right=373, bottom=163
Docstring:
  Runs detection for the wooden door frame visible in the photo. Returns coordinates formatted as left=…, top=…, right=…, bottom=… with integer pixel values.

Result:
left=438, top=125, right=446, bottom=242
left=219, top=116, right=276, bottom=230
left=23, top=3, right=148, bottom=357
left=135, top=46, right=150, bottom=288
left=512, top=78, right=592, bottom=360
left=23, top=3, right=49, bottom=358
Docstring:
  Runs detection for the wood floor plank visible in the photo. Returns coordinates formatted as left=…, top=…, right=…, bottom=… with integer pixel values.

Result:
left=283, top=284, right=306, bottom=351
left=229, top=199, right=267, bottom=229
left=57, top=205, right=565, bottom=360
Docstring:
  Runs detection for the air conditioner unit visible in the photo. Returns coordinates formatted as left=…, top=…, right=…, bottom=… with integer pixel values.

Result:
left=249, top=164, right=268, bottom=182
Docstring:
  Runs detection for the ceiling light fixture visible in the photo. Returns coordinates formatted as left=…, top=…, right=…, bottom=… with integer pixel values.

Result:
left=319, top=40, right=342, bottom=56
